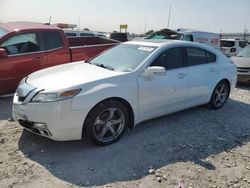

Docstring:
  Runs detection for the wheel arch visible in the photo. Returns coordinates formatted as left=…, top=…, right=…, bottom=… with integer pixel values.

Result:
left=82, top=97, right=135, bottom=138
left=220, top=78, right=231, bottom=94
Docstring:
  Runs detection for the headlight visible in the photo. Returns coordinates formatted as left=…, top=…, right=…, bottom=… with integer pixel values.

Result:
left=31, top=88, right=81, bottom=102
left=18, top=77, right=27, bottom=87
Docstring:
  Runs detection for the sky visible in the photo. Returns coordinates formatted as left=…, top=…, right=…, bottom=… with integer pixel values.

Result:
left=0, top=0, right=249, bottom=34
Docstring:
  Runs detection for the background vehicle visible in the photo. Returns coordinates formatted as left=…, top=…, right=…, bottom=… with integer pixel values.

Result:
left=64, top=30, right=107, bottom=37
left=148, top=28, right=220, bottom=50
left=231, top=45, right=250, bottom=84
left=0, top=22, right=119, bottom=95
left=107, top=32, right=128, bottom=42
left=220, top=39, right=248, bottom=57
left=12, top=40, right=237, bottom=146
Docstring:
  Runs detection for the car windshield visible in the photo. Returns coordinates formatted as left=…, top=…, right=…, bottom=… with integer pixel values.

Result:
left=221, top=40, right=235, bottom=47
left=0, top=27, right=8, bottom=38
left=237, top=46, right=250, bottom=57
left=89, top=44, right=156, bottom=72
left=148, top=30, right=183, bottom=40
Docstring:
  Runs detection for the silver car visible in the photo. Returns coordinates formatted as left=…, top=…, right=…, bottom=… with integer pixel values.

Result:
left=231, top=45, right=250, bottom=84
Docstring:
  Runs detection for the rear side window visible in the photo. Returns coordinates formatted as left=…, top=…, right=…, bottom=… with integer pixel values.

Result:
left=239, top=41, right=247, bottom=48
left=206, top=51, right=216, bottom=63
left=186, top=47, right=216, bottom=66
left=65, top=33, right=77, bottom=37
left=220, top=40, right=235, bottom=47
left=80, top=33, right=95, bottom=37
left=186, top=48, right=206, bottom=66
left=151, top=47, right=184, bottom=70
left=43, top=31, right=63, bottom=50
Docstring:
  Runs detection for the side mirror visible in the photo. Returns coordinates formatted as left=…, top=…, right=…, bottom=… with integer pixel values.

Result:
left=144, top=66, right=166, bottom=76
left=0, top=48, right=7, bottom=58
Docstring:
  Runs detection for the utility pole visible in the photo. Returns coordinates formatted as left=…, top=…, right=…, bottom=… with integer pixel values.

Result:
left=78, top=17, right=81, bottom=30
left=167, top=5, right=172, bottom=29
left=144, top=19, right=147, bottom=34
left=243, top=19, right=247, bottom=40
left=49, top=16, right=51, bottom=25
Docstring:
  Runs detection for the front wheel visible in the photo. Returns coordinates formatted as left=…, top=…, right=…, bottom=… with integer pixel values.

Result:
left=208, top=80, right=230, bottom=109
left=84, top=100, right=129, bottom=146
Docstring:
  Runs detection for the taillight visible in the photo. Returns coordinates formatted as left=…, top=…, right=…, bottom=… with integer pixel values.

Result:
left=230, top=48, right=236, bottom=52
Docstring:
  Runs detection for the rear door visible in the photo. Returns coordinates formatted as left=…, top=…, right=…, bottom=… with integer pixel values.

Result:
left=185, top=47, right=218, bottom=107
left=138, top=47, right=188, bottom=119
left=0, top=32, right=47, bottom=94
left=42, top=31, right=71, bottom=68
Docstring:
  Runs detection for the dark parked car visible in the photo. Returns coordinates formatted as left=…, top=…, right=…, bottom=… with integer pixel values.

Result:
left=107, top=32, right=128, bottom=42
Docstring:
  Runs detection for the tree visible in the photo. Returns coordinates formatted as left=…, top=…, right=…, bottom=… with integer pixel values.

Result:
left=145, top=30, right=154, bottom=35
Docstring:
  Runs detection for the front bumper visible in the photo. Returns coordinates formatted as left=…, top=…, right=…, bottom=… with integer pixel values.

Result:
left=237, top=74, right=250, bottom=83
left=12, top=93, right=89, bottom=141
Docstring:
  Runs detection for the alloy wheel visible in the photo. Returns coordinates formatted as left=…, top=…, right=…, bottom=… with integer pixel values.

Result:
left=93, top=107, right=125, bottom=143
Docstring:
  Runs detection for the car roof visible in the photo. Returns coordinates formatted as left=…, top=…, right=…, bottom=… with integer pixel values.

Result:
left=125, top=39, right=183, bottom=47
left=125, top=39, right=220, bottom=54
left=0, top=22, right=60, bottom=32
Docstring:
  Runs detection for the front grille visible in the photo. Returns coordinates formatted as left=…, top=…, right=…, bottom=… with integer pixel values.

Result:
left=237, top=67, right=250, bottom=73
left=19, top=119, right=34, bottom=128
left=18, top=96, right=26, bottom=102
left=19, top=120, right=41, bottom=135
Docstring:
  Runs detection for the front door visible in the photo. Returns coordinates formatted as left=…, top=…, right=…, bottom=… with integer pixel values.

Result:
left=0, top=32, right=47, bottom=94
left=138, top=47, right=188, bottom=119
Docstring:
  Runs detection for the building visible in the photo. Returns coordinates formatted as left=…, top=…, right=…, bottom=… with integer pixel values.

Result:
left=220, top=32, right=250, bottom=42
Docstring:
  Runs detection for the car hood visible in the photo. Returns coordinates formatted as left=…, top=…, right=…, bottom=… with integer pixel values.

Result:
left=26, top=61, right=125, bottom=91
left=231, top=56, right=250, bottom=68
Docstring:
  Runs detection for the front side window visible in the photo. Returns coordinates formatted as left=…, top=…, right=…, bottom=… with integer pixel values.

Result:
left=43, top=31, right=63, bottom=50
left=0, top=33, right=39, bottom=55
left=151, top=48, right=184, bottom=70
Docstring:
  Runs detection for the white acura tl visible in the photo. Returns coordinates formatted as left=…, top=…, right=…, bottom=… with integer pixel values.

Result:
left=12, top=40, right=237, bottom=145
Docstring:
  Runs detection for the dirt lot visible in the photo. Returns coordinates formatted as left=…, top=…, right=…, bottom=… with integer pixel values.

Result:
left=0, top=86, right=250, bottom=188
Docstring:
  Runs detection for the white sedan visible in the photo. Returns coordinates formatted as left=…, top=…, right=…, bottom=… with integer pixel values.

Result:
left=12, top=40, right=237, bottom=145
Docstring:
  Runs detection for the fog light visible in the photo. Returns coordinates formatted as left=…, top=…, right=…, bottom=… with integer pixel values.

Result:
left=34, top=123, right=47, bottom=129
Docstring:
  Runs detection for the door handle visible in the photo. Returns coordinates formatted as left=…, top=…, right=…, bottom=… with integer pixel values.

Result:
left=209, top=68, right=216, bottom=72
left=177, top=73, right=186, bottom=79
left=32, top=57, right=41, bottom=62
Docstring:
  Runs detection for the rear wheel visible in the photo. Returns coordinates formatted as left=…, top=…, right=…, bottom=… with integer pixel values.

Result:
left=84, top=100, right=129, bottom=146
left=208, top=80, right=230, bottom=109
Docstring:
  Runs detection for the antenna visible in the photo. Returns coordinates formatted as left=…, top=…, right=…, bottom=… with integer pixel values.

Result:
left=78, top=17, right=81, bottom=30
left=49, top=16, right=51, bottom=25
left=167, top=5, right=172, bottom=28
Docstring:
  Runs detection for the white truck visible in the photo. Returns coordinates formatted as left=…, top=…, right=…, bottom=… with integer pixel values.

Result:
left=148, top=28, right=220, bottom=50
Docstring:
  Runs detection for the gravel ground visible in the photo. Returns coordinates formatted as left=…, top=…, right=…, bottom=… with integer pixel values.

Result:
left=0, top=85, right=250, bottom=188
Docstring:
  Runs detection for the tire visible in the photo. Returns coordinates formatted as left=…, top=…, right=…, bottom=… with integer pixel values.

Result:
left=208, top=80, right=230, bottom=109
left=84, top=100, right=129, bottom=146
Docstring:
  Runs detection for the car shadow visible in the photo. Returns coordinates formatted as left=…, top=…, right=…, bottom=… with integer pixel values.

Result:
left=236, top=84, right=250, bottom=91
left=17, top=98, right=250, bottom=187
left=0, top=96, right=13, bottom=120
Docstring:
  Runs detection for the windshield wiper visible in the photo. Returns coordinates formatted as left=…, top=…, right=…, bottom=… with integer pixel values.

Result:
left=94, top=63, right=114, bottom=70
left=85, top=59, right=92, bottom=64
